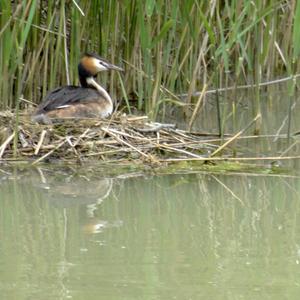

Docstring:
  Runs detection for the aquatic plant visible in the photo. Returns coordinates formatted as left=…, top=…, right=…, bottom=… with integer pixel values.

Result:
left=0, top=0, right=298, bottom=130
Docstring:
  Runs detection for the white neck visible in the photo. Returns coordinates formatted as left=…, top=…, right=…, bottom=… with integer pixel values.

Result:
left=86, top=77, right=113, bottom=111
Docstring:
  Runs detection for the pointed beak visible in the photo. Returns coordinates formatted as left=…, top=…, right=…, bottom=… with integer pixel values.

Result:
left=106, top=62, right=123, bottom=72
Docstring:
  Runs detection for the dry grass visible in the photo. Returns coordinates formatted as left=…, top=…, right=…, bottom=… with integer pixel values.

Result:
left=0, top=112, right=223, bottom=164
left=0, top=111, right=299, bottom=169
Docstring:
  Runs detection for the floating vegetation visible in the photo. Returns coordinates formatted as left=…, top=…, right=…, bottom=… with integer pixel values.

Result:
left=0, top=111, right=217, bottom=163
left=0, top=111, right=299, bottom=174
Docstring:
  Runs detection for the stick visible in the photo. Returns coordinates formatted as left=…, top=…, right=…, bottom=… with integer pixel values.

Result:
left=101, top=127, right=149, bottom=158
left=178, top=74, right=300, bottom=98
left=34, top=129, right=47, bottom=155
left=127, top=116, right=149, bottom=122
left=72, top=0, right=85, bottom=16
left=74, top=128, right=90, bottom=146
left=136, top=123, right=176, bottom=133
left=156, top=143, right=203, bottom=158
left=0, top=132, right=15, bottom=158
left=209, top=114, right=261, bottom=157
left=159, top=155, right=300, bottom=162
left=188, top=84, right=208, bottom=131
left=32, top=140, right=66, bottom=165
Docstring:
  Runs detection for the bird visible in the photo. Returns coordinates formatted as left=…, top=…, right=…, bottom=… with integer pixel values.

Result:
left=32, top=52, right=123, bottom=124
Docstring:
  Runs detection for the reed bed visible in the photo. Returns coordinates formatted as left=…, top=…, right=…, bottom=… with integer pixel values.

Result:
left=0, top=1, right=299, bottom=125
left=0, top=0, right=300, bottom=167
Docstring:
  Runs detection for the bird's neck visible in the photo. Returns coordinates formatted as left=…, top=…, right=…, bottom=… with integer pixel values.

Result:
left=85, top=77, right=113, bottom=108
left=79, top=75, right=89, bottom=87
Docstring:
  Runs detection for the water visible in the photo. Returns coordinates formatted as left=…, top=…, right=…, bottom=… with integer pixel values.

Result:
left=1, top=88, right=300, bottom=299
left=1, top=167, right=300, bottom=300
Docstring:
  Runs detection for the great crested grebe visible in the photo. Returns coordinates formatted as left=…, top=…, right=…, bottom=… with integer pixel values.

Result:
left=32, top=53, right=123, bottom=124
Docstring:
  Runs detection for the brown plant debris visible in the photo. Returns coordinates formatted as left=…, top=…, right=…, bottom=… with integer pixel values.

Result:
left=0, top=112, right=224, bottom=164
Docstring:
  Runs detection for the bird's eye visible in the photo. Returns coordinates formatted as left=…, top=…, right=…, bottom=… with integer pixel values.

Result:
left=94, top=59, right=108, bottom=71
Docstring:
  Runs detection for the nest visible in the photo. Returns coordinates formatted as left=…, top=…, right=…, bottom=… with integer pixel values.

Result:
left=0, top=111, right=226, bottom=165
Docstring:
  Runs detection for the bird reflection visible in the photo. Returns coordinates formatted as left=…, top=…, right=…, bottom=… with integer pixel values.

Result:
left=34, top=167, right=117, bottom=234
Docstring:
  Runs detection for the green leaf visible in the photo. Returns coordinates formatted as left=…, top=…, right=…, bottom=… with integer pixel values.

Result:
left=151, top=19, right=174, bottom=48
left=145, top=0, right=155, bottom=17
left=293, top=0, right=300, bottom=59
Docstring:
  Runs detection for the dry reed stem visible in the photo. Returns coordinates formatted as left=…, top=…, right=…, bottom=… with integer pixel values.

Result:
left=34, top=129, right=47, bottom=155
left=0, top=132, right=15, bottom=158
left=188, top=84, right=208, bottom=131
left=179, top=74, right=300, bottom=98
left=66, top=136, right=81, bottom=158
left=32, top=140, right=66, bottom=165
left=155, top=143, right=203, bottom=158
left=0, top=113, right=297, bottom=168
left=209, top=114, right=261, bottom=157
left=101, top=127, right=150, bottom=159
left=72, top=0, right=85, bottom=16
left=160, top=155, right=300, bottom=162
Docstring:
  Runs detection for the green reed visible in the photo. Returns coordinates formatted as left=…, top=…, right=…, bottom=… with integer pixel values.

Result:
left=0, top=0, right=299, bottom=131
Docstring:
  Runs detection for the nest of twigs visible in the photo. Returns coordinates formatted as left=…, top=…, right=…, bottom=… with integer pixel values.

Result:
left=0, top=111, right=230, bottom=165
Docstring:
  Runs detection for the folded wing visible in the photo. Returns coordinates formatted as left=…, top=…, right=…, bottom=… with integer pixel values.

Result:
left=36, top=86, right=101, bottom=113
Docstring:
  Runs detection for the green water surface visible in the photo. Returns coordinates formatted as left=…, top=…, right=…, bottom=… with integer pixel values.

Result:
left=1, top=88, right=300, bottom=299
left=1, top=167, right=300, bottom=300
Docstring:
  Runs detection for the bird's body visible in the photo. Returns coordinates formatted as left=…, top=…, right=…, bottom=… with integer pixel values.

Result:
left=33, top=84, right=112, bottom=121
left=32, top=53, right=122, bottom=124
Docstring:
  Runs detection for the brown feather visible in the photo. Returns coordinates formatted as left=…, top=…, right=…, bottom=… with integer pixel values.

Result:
left=80, top=56, right=98, bottom=76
